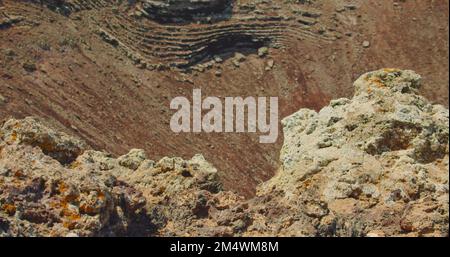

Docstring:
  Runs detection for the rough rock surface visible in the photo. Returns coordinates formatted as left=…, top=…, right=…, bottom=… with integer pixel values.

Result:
left=256, top=69, right=449, bottom=236
left=0, top=69, right=448, bottom=237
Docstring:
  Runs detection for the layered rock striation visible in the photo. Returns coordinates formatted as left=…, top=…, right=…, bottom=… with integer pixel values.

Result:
left=11, top=0, right=328, bottom=69
left=142, top=0, right=233, bottom=23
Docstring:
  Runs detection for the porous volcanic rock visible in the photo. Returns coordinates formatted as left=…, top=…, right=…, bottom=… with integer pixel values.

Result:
left=255, top=69, right=449, bottom=236
left=1, top=117, right=87, bottom=164
left=0, top=69, right=448, bottom=237
left=0, top=116, right=229, bottom=236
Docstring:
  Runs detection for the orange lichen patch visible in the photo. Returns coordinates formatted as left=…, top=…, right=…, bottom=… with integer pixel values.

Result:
left=97, top=190, right=105, bottom=201
left=13, top=170, right=25, bottom=178
left=61, top=203, right=81, bottom=229
left=10, top=131, right=17, bottom=142
left=35, top=139, right=58, bottom=155
left=302, top=179, right=312, bottom=188
left=49, top=200, right=60, bottom=209
left=61, top=208, right=80, bottom=218
left=53, top=194, right=80, bottom=210
left=79, top=191, right=106, bottom=215
left=62, top=215, right=81, bottom=230
left=2, top=203, right=16, bottom=216
left=79, top=203, right=96, bottom=215
left=69, top=161, right=80, bottom=169
left=58, top=181, right=68, bottom=194
left=64, top=194, right=80, bottom=204
left=368, top=77, right=386, bottom=88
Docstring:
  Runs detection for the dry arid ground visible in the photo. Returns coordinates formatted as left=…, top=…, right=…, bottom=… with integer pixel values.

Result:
left=0, top=0, right=448, bottom=237
left=1, top=0, right=448, bottom=197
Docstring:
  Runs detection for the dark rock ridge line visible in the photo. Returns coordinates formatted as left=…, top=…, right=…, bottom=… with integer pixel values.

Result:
left=142, top=0, right=234, bottom=23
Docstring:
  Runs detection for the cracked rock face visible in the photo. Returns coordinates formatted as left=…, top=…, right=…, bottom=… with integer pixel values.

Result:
left=258, top=69, right=449, bottom=236
left=0, top=69, right=448, bottom=237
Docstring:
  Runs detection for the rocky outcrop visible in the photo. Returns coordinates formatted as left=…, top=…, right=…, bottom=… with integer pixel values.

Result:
left=1, top=117, right=87, bottom=164
left=0, top=118, right=150, bottom=236
left=0, top=117, right=226, bottom=236
left=255, top=69, right=449, bottom=236
left=0, top=69, right=448, bottom=237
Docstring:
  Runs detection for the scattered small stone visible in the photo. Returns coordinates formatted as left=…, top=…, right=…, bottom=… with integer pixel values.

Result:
left=232, top=53, right=246, bottom=67
left=317, top=27, right=326, bottom=34
left=232, top=59, right=240, bottom=67
left=72, top=15, right=82, bottom=21
left=4, top=49, right=16, bottom=57
left=24, top=99, right=33, bottom=105
left=234, top=52, right=246, bottom=62
left=23, top=62, right=37, bottom=72
left=362, top=40, right=371, bottom=48
left=258, top=47, right=269, bottom=57
left=344, top=4, right=357, bottom=10
left=265, top=59, right=274, bottom=71
left=203, top=60, right=214, bottom=69
left=215, top=70, right=222, bottom=77
left=366, top=230, right=386, bottom=237
left=192, top=65, right=205, bottom=72
left=0, top=94, right=7, bottom=105
left=118, top=149, right=147, bottom=170
left=213, top=55, right=223, bottom=63
left=98, top=29, right=119, bottom=47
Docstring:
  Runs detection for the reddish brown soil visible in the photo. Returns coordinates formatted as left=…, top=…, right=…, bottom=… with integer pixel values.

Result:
left=0, top=0, right=448, bottom=197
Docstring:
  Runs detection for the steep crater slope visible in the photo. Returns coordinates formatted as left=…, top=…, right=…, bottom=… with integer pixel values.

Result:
left=0, top=0, right=448, bottom=197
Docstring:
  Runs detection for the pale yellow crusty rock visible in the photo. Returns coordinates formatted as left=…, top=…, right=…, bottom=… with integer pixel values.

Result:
left=257, top=69, right=449, bottom=236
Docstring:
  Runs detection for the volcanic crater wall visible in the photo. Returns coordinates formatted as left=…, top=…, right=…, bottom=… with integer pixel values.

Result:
left=0, top=0, right=448, bottom=198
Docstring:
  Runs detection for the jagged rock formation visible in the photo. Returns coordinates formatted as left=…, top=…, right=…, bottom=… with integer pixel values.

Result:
left=256, top=69, right=449, bottom=236
left=0, top=117, right=223, bottom=236
left=1, top=69, right=448, bottom=237
left=0, top=117, right=151, bottom=236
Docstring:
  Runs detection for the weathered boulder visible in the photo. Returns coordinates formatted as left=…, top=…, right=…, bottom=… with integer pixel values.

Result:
left=0, top=118, right=227, bottom=236
left=118, top=149, right=147, bottom=170
left=0, top=117, right=87, bottom=164
left=0, top=142, right=150, bottom=236
left=257, top=69, right=449, bottom=236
